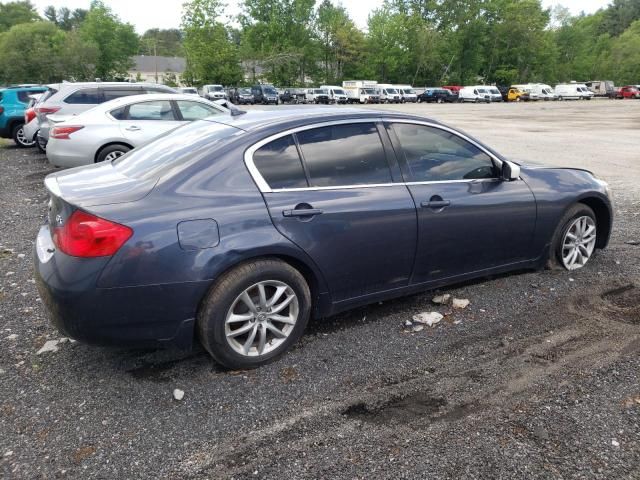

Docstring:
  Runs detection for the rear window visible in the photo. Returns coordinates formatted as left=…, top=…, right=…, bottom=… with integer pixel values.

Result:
left=65, top=88, right=102, bottom=104
left=113, top=122, right=242, bottom=181
left=296, top=123, right=392, bottom=187
left=253, top=135, right=307, bottom=189
left=38, top=88, right=58, bottom=103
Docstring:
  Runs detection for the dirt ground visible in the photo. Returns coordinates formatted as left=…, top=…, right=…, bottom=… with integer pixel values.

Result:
left=0, top=100, right=638, bottom=479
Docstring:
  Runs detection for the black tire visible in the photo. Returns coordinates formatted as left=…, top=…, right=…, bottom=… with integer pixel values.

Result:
left=197, top=259, right=311, bottom=369
left=36, top=133, right=46, bottom=153
left=12, top=123, right=34, bottom=148
left=96, top=144, right=131, bottom=163
left=548, top=203, right=597, bottom=270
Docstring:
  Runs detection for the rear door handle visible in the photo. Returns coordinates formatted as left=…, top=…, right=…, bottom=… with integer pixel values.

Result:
left=282, top=208, right=323, bottom=217
left=125, top=126, right=141, bottom=131
left=421, top=200, right=451, bottom=208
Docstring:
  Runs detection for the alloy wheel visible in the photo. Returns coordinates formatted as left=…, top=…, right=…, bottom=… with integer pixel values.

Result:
left=561, top=216, right=596, bottom=270
left=104, top=150, right=126, bottom=162
left=16, top=127, right=35, bottom=147
left=225, top=280, right=299, bottom=357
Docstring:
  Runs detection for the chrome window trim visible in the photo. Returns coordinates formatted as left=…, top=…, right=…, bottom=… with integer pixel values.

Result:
left=244, top=117, right=504, bottom=193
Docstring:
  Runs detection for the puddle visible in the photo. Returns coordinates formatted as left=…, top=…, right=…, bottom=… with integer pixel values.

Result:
left=601, top=285, right=640, bottom=325
left=342, top=392, right=447, bottom=425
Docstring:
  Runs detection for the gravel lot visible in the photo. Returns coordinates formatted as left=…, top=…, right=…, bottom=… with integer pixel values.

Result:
left=1, top=100, right=639, bottom=479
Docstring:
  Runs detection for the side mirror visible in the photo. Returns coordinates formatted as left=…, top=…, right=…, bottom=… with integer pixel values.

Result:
left=501, top=160, right=521, bottom=181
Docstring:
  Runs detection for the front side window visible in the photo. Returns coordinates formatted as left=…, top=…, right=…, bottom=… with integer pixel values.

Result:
left=253, top=135, right=307, bottom=189
left=296, top=123, right=392, bottom=187
left=65, top=88, right=102, bottom=104
left=390, top=123, right=496, bottom=182
left=127, top=100, right=176, bottom=121
left=176, top=101, right=221, bottom=121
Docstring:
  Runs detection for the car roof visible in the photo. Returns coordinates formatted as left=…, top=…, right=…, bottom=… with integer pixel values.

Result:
left=86, top=93, right=228, bottom=111
left=201, top=107, right=441, bottom=132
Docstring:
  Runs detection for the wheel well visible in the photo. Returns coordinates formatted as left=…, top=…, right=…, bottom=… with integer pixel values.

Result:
left=7, top=118, right=23, bottom=133
left=95, top=142, right=133, bottom=163
left=579, top=197, right=611, bottom=248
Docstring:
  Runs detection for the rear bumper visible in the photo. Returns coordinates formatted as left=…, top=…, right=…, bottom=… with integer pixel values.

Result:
left=46, top=138, right=94, bottom=168
left=34, top=225, right=206, bottom=350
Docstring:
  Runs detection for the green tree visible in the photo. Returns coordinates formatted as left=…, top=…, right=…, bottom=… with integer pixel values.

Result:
left=44, top=5, right=88, bottom=31
left=0, top=1, right=40, bottom=32
left=0, top=21, right=97, bottom=83
left=79, top=1, right=139, bottom=80
left=140, top=28, right=184, bottom=57
left=182, top=0, right=242, bottom=86
left=601, top=19, right=640, bottom=84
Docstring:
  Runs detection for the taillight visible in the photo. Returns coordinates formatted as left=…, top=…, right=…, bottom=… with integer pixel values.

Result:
left=0, top=107, right=4, bottom=115
left=53, top=210, right=132, bottom=257
left=25, top=108, right=36, bottom=123
left=50, top=125, right=83, bottom=140
left=35, top=106, right=61, bottom=115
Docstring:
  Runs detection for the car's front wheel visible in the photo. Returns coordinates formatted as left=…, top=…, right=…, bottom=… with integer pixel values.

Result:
left=96, top=144, right=131, bottom=163
left=12, top=123, right=35, bottom=148
left=552, top=204, right=597, bottom=271
left=198, top=259, right=311, bottom=369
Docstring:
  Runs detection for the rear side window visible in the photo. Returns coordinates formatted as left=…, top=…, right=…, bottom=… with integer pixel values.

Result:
left=127, top=100, right=176, bottom=121
left=38, top=88, right=57, bottom=103
left=102, top=88, right=142, bottom=101
left=253, top=135, right=307, bottom=189
left=390, top=123, right=496, bottom=182
left=296, top=123, right=392, bottom=187
left=17, top=91, right=34, bottom=103
left=65, top=88, right=102, bottom=104
left=176, top=101, right=221, bottom=121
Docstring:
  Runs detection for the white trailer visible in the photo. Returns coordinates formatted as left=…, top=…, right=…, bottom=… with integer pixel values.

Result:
left=342, top=80, right=380, bottom=104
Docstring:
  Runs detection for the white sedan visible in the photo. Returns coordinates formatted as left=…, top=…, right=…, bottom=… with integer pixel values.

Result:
left=46, top=93, right=229, bottom=168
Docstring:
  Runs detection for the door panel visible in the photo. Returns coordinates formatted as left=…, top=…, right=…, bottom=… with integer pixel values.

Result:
left=263, top=186, right=417, bottom=301
left=406, top=179, right=536, bottom=283
left=119, top=100, right=183, bottom=147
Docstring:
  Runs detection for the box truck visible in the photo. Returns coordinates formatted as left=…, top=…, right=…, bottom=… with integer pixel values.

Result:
left=342, top=80, right=380, bottom=104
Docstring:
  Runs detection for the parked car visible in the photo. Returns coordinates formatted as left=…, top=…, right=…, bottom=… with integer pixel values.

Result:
left=319, top=85, right=348, bottom=104
left=0, top=85, right=47, bottom=147
left=506, top=87, right=529, bottom=102
left=34, top=108, right=612, bottom=368
left=23, top=93, right=44, bottom=148
left=307, top=88, right=330, bottom=104
left=279, top=88, right=307, bottom=104
left=417, top=88, right=456, bottom=103
left=46, top=94, right=228, bottom=168
left=486, top=86, right=503, bottom=102
left=585, top=80, right=616, bottom=98
left=200, top=85, right=226, bottom=100
left=177, top=87, right=199, bottom=95
left=377, top=84, right=402, bottom=103
left=458, top=87, right=491, bottom=103
left=33, top=82, right=175, bottom=151
left=616, top=85, right=640, bottom=99
left=555, top=84, right=593, bottom=101
left=251, top=85, right=279, bottom=105
left=394, top=85, right=418, bottom=103
left=231, top=87, right=255, bottom=105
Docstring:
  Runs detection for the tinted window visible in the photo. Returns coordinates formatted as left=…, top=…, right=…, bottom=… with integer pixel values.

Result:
left=110, top=106, right=127, bottom=120
left=176, top=101, right=221, bottom=121
left=18, top=90, right=43, bottom=103
left=65, top=88, right=102, bottom=104
left=391, top=123, right=496, bottom=182
left=102, top=88, right=142, bottom=101
left=296, top=123, right=392, bottom=187
left=128, top=100, right=176, bottom=121
left=145, top=86, right=174, bottom=94
left=253, top=135, right=307, bottom=189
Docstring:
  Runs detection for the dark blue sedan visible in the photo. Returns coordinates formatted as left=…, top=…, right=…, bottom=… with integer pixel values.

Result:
left=35, top=108, right=612, bottom=368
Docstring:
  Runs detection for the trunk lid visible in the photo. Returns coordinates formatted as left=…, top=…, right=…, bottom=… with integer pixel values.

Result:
left=45, top=161, right=156, bottom=208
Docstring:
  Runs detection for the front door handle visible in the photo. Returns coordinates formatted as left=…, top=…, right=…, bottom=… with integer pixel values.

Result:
left=421, top=200, right=451, bottom=209
left=282, top=208, right=323, bottom=217
left=125, top=125, right=141, bottom=131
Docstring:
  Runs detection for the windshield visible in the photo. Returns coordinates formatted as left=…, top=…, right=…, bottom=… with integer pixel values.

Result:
left=403, top=89, right=414, bottom=94
left=182, top=88, right=197, bottom=94
left=113, top=122, right=243, bottom=181
left=364, top=88, right=376, bottom=94
left=315, top=89, right=327, bottom=94
left=386, top=88, right=398, bottom=94
left=333, top=89, right=345, bottom=95
left=211, top=86, right=223, bottom=91
left=489, top=88, right=500, bottom=94
left=477, top=88, right=488, bottom=93
left=239, top=88, right=251, bottom=94
left=264, top=87, right=277, bottom=95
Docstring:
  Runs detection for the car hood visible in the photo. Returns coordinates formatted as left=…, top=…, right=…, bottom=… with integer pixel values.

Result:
left=514, top=159, right=595, bottom=176
left=46, top=161, right=156, bottom=208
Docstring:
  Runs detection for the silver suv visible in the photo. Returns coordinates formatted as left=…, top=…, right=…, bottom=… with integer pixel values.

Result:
left=34, top=82, right=175, bottom=151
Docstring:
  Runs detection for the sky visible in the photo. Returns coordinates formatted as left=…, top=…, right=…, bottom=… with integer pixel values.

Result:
left=5, top=0, right=611, bottom=33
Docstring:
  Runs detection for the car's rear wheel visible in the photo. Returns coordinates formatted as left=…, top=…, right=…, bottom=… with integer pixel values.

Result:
left=96, top=144, right=131, bottom=163
left=551, top=204, right=597, bottom=271
left=197, top=259, right=311, bottom=369
left=12, top=123, right=35, bottom=148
